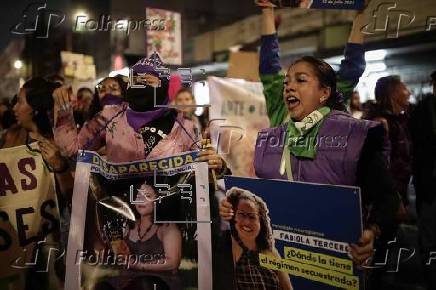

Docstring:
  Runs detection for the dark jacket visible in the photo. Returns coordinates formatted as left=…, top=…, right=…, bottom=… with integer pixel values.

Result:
left=410, top=94, right=436, bottom=206
left=254, top=111, right=399, bottom=236
left=365, top=109, right=413, bottom=206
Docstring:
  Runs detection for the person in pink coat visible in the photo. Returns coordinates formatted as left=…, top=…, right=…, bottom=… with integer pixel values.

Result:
left=53, top=53, right=225, bottom=172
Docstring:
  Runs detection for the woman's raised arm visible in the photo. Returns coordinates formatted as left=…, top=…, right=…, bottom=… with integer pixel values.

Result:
left=259, top=4, right=287, bottom=127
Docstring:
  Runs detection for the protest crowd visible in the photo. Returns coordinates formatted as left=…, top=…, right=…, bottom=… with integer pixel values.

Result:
left=1, top=0, right=436, bottom=290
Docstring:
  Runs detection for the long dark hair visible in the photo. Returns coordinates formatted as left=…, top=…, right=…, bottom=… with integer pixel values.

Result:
left=23, top=77, right=61, bottom=138
left=292, top=56, right=346, bottom=111
left=131, top=183, right=155, bottom=218
left=374, top=75, right=403, bottom=112
left=227, top=187, right=273, bottom=252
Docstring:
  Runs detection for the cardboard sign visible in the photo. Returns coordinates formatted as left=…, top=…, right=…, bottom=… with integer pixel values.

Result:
left=227, top=51, right=260, bottom=82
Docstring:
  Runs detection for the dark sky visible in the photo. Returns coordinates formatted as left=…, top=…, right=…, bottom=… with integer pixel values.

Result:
left=142, top=0, right=259, bottom=40
left=1, top=1, right=29, bottom=51
left=1, top=0, right=72, bottom=51
left=143, top=0, right=258, bottom=28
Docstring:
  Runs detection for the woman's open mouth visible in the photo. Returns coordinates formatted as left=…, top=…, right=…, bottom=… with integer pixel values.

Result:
left=241, top=226, right=253, bottom=233
left=286, top=95, right=300, bottom=110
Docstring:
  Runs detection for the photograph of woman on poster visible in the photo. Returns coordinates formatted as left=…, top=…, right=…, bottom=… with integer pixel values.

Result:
left=227, top=187, right=292, bottom=290
left=96, top=182, right=183, bottom=290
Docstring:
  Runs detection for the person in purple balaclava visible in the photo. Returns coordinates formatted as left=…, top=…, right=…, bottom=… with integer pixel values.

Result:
left=52, top=52, right=226, bottom=174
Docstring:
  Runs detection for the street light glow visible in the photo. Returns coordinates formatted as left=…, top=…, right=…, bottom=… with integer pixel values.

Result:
left=73, top=9, right=89, bottom=20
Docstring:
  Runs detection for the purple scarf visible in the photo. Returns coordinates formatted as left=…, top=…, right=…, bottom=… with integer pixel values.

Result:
left=126, top=107, right=168, bottom=132
left=100, top=94, right=124, bottom=106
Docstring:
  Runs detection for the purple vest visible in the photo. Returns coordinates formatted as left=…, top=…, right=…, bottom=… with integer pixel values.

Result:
left=254, top=111, right=381, bottom=186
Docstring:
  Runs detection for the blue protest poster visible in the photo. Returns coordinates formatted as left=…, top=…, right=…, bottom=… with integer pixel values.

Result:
left=224, top=176, right=363, bottom=290
left=266, top=0, right=364, bottom=10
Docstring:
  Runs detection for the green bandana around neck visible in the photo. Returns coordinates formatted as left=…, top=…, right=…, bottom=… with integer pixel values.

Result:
left=285, top=106, right=331, bottom=159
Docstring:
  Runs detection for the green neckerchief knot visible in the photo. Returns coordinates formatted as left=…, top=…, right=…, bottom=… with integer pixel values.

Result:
left=285, top=106, right=331, bottom=159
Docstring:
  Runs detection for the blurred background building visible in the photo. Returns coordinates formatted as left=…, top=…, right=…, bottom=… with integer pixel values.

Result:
left=1, top=0, right=435, bottom=102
